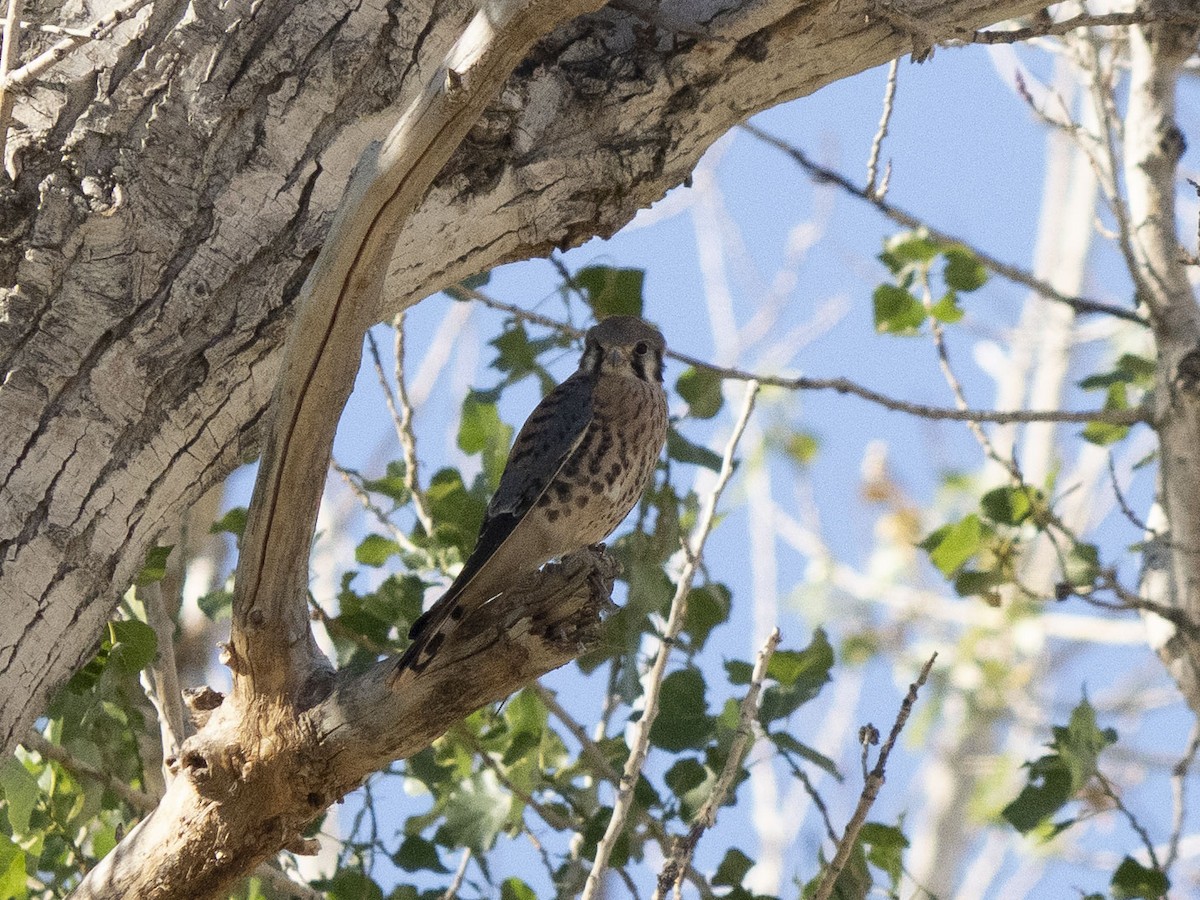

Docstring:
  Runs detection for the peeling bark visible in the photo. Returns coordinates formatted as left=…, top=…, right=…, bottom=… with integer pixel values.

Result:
left=0, top=0, right=1047, bottom=759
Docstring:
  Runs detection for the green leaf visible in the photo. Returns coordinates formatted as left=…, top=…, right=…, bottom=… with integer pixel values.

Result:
left=500, top=878, right=538, bottom=900
left=882, top=230, right=940, bottom=268
left=136, top=545, right=174, bottom=586
left=649, top=668, right=714, bottom=752
left=0, top=758, right=38, bottom=834
left=928, top=292, right=964, bottom=324
left=209, top=507, right=248, bottom=538
left=1111, top=856, right=1169, bottom=899
left=197, top=589, right=233, bottom=621
left=943, top=246, right=988, bottom=292
left=759, top=629, right=834, bottom=724
left=490, top=323, right=542, bottom=381
left=860, top=822, right=908, bottom=887
left=1082, top=383, right=1131, bottom=446
left=666, top=429, right=723, bottom=472
left=575, top=266, right=645, bottom=318
left=313, top=871, right=384, bottom=900
left=0, top=835, right=26, bottom=900
left=980, top=485, right=1038, bottom=526
left=725, top=660, right=753, bottom=685
left=1082, top=420, right=1131, bottom=446
left=356, top=534, right=401, bottom=567
left=785, top=431, right=820, bottom=466
left=108, top=620, right=158, bottom=675
left=435, top=772, right=510, bottom=852
left=676, top=367, right=724, bottom=419
left=458, top=391, right=515, bottom=489
left=580, top=807, right=630, bottom=867
left=361, top=461, right=411, bottom=505
left=770, top=731, right=841, bottom=778
left=952, top=568, right=1007, bottom=598
left=393, top=836, right=450, bottom=874
left=873, top=284, right=926, bottom=334
left=1054, top=696, right=1116, bottom=789
left=1002, top=697, right=1116, bottom=834
left=460, top=271, right=491, bottom=291
left=920, top=514, right=984, bottom=576
left=685, top=583, right=731, bottom=649
left=1064, top=543, right=1100, bottom=588
left=714, top=848, right=755, bottom=888
left=665, top=757, right=713, bottom=816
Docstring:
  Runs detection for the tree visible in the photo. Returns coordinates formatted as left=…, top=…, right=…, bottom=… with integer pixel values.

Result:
left=1, top=0, right=1199, bottom=898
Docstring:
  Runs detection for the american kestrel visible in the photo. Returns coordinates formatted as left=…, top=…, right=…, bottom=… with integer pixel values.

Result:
left=395, top=315, right=669, bottom=676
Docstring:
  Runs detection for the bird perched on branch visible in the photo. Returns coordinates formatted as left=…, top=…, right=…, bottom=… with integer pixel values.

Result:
left=394, top=315, right=669, bottom=677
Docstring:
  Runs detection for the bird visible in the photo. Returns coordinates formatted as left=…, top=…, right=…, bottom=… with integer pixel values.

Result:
left=394, top=315, right=669, bottom=678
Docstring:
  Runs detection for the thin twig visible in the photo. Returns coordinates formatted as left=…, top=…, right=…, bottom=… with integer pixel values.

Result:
left=956, top=11, right=1200, bottom=46
left=23, top=730, right=155, bottom=812
left=457, top=287, right=1148, bottom=425
left=582, top=383, right=759, bottom=900
left=1077, top=34, right=1145, bottom=300
left=135, top=583, right=188, bottom=783
left=1107, top=452, right=1153, bottom=535
left=793, top=764, right=839, bottom=845
left=0, top=0, right=24, bottom=168
left=458, top=727, right=577, bottom=831
left=332, top=461, right=422, bottom=554
left=1097, top=771, right=1161, bottom=871
left=920, top=268, right=1024, bottom=483
left=866, top=59, right=898, bottom=200
left=533, top=684, right=716, bottom=900
left=740, top=122, right=1146, bottom=325
left=392, top=312, right=434, bottom=533
left=1166, top=721, right=1200, bottom=872
left=654, top=628, right=781, bottom=900
left=441, top=848, right=471, bottom=900
left=1, top=0, right=153, bottom=92
left=813, top=653, right=937, bottom=900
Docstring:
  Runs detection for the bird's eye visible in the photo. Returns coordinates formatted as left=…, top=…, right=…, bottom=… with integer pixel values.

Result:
left=634, top=341, right=650, bottom=355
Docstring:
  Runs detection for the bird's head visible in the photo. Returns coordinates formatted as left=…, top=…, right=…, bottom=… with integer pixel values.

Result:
left=580, top=316, right=666, bottom=384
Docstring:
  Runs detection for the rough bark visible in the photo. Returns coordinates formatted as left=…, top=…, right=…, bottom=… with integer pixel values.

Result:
left=0, top=0, right=1047, bottom=760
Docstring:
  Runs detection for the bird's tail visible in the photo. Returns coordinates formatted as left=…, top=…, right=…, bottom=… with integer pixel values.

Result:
left=393, top=575, right=500, bottom=678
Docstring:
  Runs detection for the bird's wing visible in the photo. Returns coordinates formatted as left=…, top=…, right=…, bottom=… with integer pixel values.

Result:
left=393, top=372, right=595, bottom=677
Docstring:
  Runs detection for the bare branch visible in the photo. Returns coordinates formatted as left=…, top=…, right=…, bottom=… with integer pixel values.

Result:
left=813, top=653, right=936, bottom=900
left=441, top=849, right=471, bottom=900
left=136, top=583, right=188, bottom=785
left=0, top=0, right=23, bottom=169
left=956, top=10, right=1200, bottom=45
left=654, top=628, right=781, bottom=900
left=741, top=122, right=1147, bottom=325
left=458, top=288, right=1148, bottom=425
left=391, top=313, right=434, bottom=534
left=866, top=59, right=898, bottom=200
left=583, top=382, right=759, bottom=900
left=1167, top=721, right=1200, bottom=871
left=0, top=0, right=153, bottom=93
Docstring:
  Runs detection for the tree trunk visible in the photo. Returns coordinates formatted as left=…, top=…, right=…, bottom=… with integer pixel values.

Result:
left=0, top=0, right=1049, bottom=761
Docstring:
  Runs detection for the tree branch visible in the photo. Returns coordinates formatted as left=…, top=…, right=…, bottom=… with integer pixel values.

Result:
left=459, top=287, right=1148, bottom=425
left=813, top=653, right=936, bottom=900
left=741, top=123, right=1147, bottom=325
left=654, top=628, right=780, bottom=900
left=956, top=10, right=1200, bottom=45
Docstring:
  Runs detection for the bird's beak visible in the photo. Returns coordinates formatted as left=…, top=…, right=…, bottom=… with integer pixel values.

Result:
left=606, top=348, right=623, bottom=367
